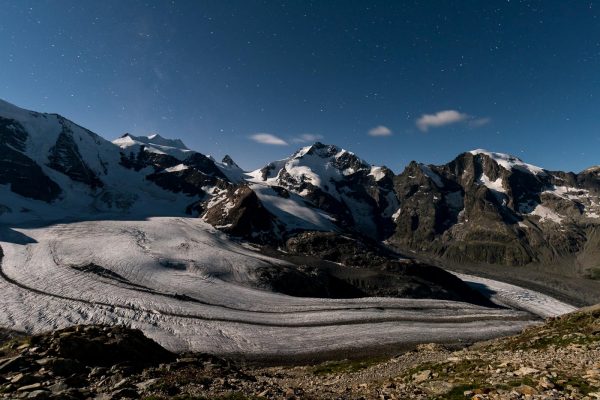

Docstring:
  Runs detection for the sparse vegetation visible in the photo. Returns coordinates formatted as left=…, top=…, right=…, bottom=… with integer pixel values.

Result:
left=311, top=357, right=385, bottom=375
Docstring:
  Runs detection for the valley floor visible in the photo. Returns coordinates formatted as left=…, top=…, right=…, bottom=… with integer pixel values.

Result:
left=0, top=217, right=575, bottom=360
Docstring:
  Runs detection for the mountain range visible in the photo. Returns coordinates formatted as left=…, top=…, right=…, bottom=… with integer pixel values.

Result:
left=2, top=98, right=600, bottom=280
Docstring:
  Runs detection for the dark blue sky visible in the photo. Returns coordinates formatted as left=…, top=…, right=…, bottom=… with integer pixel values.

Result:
left=2, top=1, right=599, bottom=172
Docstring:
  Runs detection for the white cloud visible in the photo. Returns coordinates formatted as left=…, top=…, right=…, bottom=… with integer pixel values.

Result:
left=468, top=117, right=491, bottom=128
left=368, top=125, right=392, bottom=137
left=291, top=133, right=324, bottom=143
left=249, top=133, right=288, bottom=146
left=416, top=110, right=469, bottom=132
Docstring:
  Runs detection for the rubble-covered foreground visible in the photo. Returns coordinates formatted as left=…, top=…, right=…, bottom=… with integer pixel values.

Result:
left=1, top=305, right=599, bottom=400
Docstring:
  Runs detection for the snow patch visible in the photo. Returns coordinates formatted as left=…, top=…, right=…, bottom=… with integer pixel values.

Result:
left=530, top=204, right=563, bottom=223
left=419, top=165, right=444, bottom=187
left=369, top=166, right=386, bottom=181
left=478, top=173, right=506, bottom=193
left=164, top=164, right=189, bottom=173
left=469, top=149, right=545, bottom=175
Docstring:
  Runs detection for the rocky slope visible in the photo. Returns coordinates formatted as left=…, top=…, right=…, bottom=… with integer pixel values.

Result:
left=390, top=150, right=600, bottom=270
left=1, top=306, right=599, bottom=400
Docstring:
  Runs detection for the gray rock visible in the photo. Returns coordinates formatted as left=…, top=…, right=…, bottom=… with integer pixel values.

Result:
left=0, top=355, right=25, bottom=373
left=109, top=387, right=139, bottom=399
left=25, top=390, right=50, bottom=399
left=48, top=380, right=70, bottom=394
left=17, top=382, right=43, bottom=392
left=135, top=378, right=158, bottom=391
left=10, top=373, right=40, bottom=386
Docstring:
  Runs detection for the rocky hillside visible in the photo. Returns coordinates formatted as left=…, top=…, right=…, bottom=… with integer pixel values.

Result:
left=1, top=306, right=599, bottom=399
left=390, top=150, right=600, bottom=269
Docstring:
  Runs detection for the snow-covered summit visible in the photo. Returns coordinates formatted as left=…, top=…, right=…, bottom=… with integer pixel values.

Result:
left=0, top=98, right=36, bottom=119
left=113, top=133, right=192, bottom=160
left=248, top=142, right=397, bottom=239
left=582, top=165, right=600, bottom=174
left=469, top=149, right=546, bottom=175
left=216, top=155, right=246, bottom=183
left=145, top=133, right=189, bottom=150
left=251, top=142, right=371, bottom=188
left=222, top=155, right=239, bottom=168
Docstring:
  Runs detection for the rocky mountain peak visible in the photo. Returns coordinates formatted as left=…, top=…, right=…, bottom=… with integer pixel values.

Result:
left=287, top=142, right=370, bottom=176
left=114, top=133, right=189, bottom=151
left=468, top=149, right=546, bottom=176
left=583, top=165, right=600, bottom=175
left=113, top=132, right=193, bottom=160
left=221, top=154, right=239, bottom=168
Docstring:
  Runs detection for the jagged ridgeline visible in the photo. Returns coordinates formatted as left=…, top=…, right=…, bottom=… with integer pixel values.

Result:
left=1, top=98, right=600, bottom=272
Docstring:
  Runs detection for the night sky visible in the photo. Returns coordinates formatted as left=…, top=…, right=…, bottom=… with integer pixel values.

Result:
left=1, top=1, right=600, bottom=172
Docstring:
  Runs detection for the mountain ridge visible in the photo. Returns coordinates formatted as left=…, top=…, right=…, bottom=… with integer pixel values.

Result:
left=1, top=98, right=600, bottom=280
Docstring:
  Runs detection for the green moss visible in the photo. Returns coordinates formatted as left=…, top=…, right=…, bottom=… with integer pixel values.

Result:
left=441, top=384, right=481, bottom=400
left=403, top=358, right=487, bottom=384
left=506, top=377, right=535, bottom=387
left=587, top=268, right=600, bottom=280
left=494, top=309, right=600, bottom=351
left=311, top=357, right=385, bottom=375
left=0, top=385, right=12, bottom=394
left=560, top=376, right=595, bottom=395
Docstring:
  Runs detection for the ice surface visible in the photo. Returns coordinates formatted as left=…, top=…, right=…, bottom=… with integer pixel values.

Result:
left=453, top=273, right=576, bottom=318
left=0, top=217, right=561, bottom=356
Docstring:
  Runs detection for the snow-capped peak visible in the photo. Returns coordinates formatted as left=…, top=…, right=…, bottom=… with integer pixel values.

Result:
left=113, top=133, right=193, bottom=160
left=222, top=155, right=239, bottom=168
left=116, top=133, right=189, bottom=150
left=290, top=142, right=363, bottom=163
left=469, top=149, right=545, bottom=175
left=263, top=142, right=368, bottom=187
left=216, top=155, right=246, bottom=183
left=582, top=165, right=600, bottom=174
left=0, top=98, right=34, bottom=119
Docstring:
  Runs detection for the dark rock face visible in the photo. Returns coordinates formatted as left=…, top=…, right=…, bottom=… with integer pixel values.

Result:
left=221, top=154, right=238, bottom=168
left=183, top=153, right=228, bottom=180
left=47, top=118, right=104, bottom=189
left=202, top=185, right=277, bottom=239
left=120, top=146, right=231, bottom=198
left=147, top=167, right=228, bottom=198
left=0, top=117, right=61, bottom=202
left=0, top=325, right=257, bottom=400
left=392, top=155, right=536, bottom=265
left=119, top=147, right=180, bottom=172
left=389, top=152, right=600, bottom=267
left=29, top=325, right=175, bottom=368
left=255, top=264, right=366, bottom=298
left=284, top=231, right=495, bottom=306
